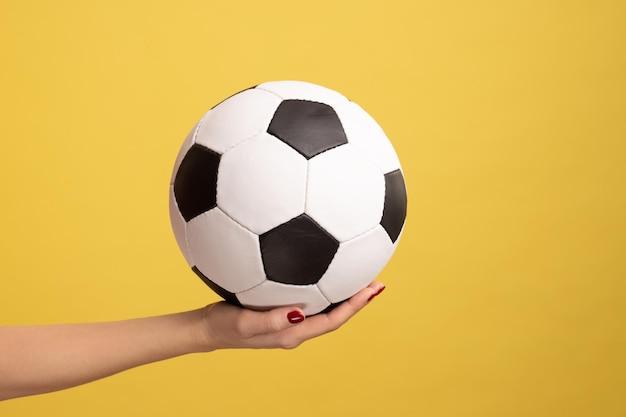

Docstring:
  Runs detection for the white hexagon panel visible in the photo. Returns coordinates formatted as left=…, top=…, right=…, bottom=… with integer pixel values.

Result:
left=334, top=101, right=402, bottom=175
left=186, top=208, right=266, bottom=293
left=305, top=143, right=385, bottom=243
left=317, top=225, right=395, bottom=303
left=217, top=132, right=307, bottom=235
left=195, top=88, right=283, bottom=154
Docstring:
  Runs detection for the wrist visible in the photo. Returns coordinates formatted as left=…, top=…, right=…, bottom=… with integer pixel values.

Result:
left=192, top=305, right=219, bottom=353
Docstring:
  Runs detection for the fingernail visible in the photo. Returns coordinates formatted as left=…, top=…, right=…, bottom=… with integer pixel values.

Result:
left=367, top=286, right=386, bottom=302
left=287, top=310, right=305, bottom=324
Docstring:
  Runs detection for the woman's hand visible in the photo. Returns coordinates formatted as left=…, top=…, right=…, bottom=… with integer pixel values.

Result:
left=197, top=281, right=386, bottom=351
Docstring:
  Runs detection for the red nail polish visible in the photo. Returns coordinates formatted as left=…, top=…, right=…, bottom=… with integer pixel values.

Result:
left=367, top=286, right=386, bottom=302
left=287, top=310, right=305, bottom=324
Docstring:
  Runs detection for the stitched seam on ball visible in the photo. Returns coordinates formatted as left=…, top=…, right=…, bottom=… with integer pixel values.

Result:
left=214, top=206, right=258, bottom=240
left=190, top=208, right=265, bottom=294
left=333, top=100, right=397, bottom=175
left=303, top=159, right=310, bottom=214
left=339, top=142, right=386, bottom=233
left=315, top=282, right=333, bottom=305
left=182, top=118, right=207, bottom=267
left=183, top=218, right=196, bottom=269
left=220, top=128, right=266, bottom=154
left=232, top=278, right=268, bottom=295
left=256, top=86, right=349, bottom=108
left=214, top=129, right=266, bottom=224
left=343, top=223, right=381, bottom=244
left=170, top=117, right=205, bottom=187
left=207, top=207, right=268, bottom=294
left=254, top=86, right=284, bottom=100
left=192, top=115, right=206, bottom=145
left=352, top=142, right=387, bottom=177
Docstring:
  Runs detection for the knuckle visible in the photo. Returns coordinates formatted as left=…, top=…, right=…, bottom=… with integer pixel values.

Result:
left=323, top=316, right=343, bottom=333
left=267, top=317, right=284, bottom=333
left=234, top=315, right=252, bottom=338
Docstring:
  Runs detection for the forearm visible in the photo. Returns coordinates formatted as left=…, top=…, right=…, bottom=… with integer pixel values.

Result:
left=0, top=282, right=384, bottom=401
left=0, top=309, right=207, bottom=401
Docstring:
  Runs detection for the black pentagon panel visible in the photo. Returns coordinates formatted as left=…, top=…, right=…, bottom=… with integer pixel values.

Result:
left=267, top=100, right=348, bottom=159
left=259, top=214, right=339, bottom=285
left=192, top=266, right=242, bottom=307
left=173, top=144, right=221, bottom=222
left=381, top=169, right=408, bottom=243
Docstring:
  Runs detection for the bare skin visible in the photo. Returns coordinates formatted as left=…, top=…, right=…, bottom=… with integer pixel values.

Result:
left=0, top=281, right=385, bottom=401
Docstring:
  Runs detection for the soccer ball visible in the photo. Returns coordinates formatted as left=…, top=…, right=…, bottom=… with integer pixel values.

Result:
left=169, top=81, right=407, bottom=315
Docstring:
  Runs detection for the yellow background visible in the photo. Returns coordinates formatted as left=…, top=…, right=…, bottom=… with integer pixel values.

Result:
left=1, top=0, right=625, bottom=416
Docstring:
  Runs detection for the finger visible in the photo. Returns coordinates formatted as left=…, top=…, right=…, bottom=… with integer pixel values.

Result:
left=290, top=281, right=385, bottom=341
left=322, top=281, right=385, bottom=326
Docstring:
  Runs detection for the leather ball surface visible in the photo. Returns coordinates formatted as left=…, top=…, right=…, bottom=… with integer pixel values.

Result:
left=170, top=80, right=407, bottom=315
